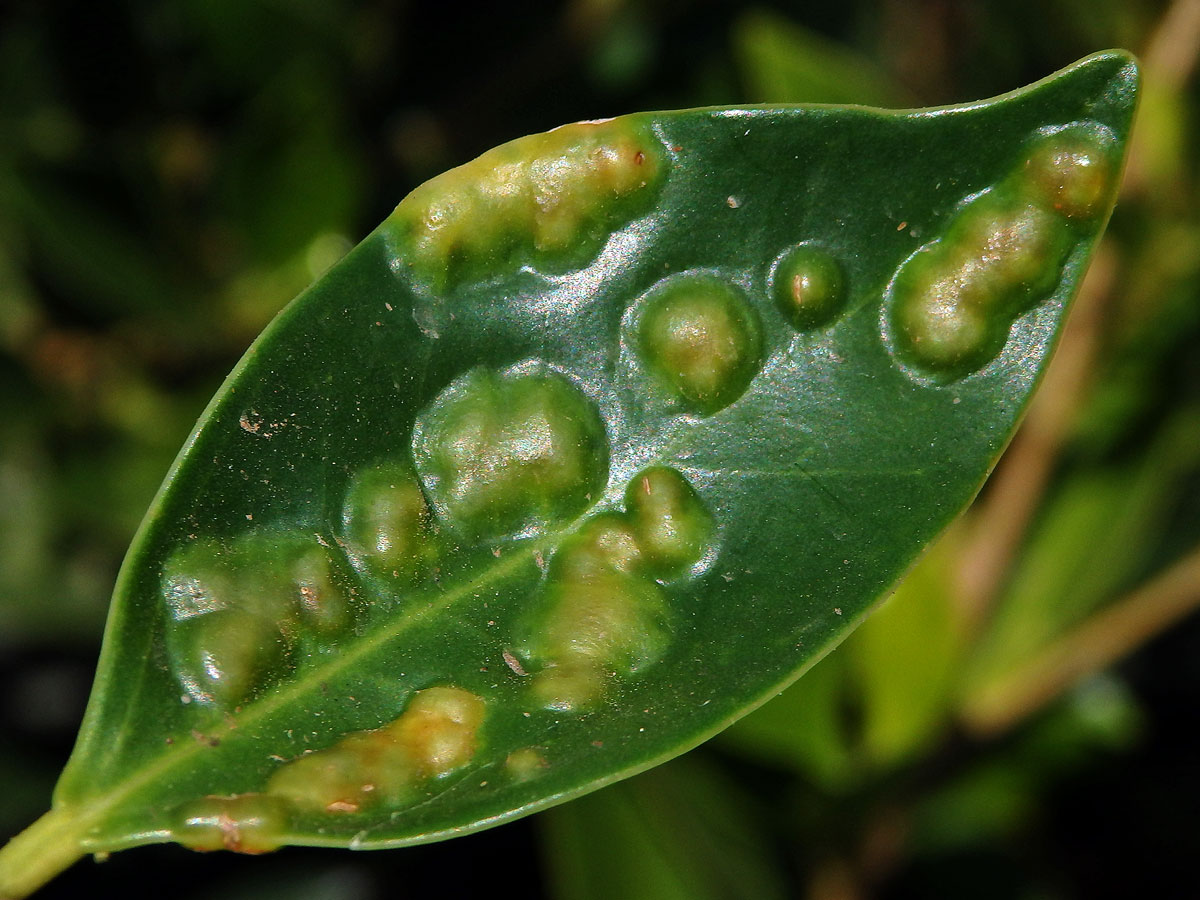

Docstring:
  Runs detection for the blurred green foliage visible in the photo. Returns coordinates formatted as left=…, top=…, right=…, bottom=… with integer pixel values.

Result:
left=2, top=0, right=1199, bottom=897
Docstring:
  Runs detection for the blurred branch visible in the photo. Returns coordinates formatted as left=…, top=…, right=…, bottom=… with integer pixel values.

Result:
left=960, top=540, right=1200, bottom=736
left=1123, top=0, right=1200, bottom=196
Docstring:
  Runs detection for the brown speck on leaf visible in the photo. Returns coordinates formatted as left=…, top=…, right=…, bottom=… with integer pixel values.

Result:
left=591, top=740, right=604, bottom=748
left=641, top=475, right=651, bottom=494
left=503, top=649, right=528, bottom=677
left=492, top=547, right=502, bottom=557
left=834, top=607, right=843, bottom=616
left=897, top=221, right=908, bottom=231
left=634, top=150, right=645, bottom=165
left=326, top=800, right=359, bottom=814
left=238, top=410, right=262, bottom=434
left=165, top=737, right=175, bottom=745
left=191, top=730, right=220, bottom=748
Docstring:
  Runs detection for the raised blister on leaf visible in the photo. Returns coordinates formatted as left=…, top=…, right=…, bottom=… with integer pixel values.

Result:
left=387, top=119, right=665, bottom=290
left=342, top=460, right=439, bottom=580
left=171, top=794, right=289, bottom=854
left=636, top=274, right=763, bottom=414
left=413, top=366, right=610, bottom=539
left=887, top=118, right=1120, bottom=381
left=770, top=243, right=847, bottom=331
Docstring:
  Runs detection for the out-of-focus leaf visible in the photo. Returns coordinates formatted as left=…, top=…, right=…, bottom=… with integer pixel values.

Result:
left=541, top=756, right=786, bottom=900
left=848, top=528, right=968, bottom=767
left=967, top=408, right=1200, bottom=695
left=719, top=651, right=856, bottom=789
left=732, top=9, right=903, bottom=106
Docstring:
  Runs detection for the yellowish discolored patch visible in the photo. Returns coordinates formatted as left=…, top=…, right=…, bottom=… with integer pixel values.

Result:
left=637, top=275, right=763, bottom=414
left=342, top=461, right=438, bottom=580
left=625, top=466, right=714, bottom=579
left=521, top=466, right=712, bottom=711
left=887, top=122, right=1119, bottom=380
left=266, top=686, right=486, bottom=815
left=171, top=793, right=289, bottom=854
left=389, top=685, right=487, bottom=779
left=389, top=119, right=664, bottom=289
left=504, top=747, right=548, bottom=782
left=414, top=367, right=609, bottom=539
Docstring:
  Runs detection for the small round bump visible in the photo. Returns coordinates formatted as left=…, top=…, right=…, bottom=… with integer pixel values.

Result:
left=168, top=608, right=286, bottom=709
left=342, top=461, right=437, bottom=579
left=624, top=466, right=714, bottom=579
left=770, top=244, right=846, bottom=330
left=637, top=275, right=763, bottom=414
left=892, top=272, right=994, bottom=375
left=1020, top=124, right=1118, bottom=220
left=505, top=748, right=548, bottom=782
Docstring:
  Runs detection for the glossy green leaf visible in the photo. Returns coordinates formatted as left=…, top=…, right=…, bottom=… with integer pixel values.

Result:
left=0, top=51, right=1138, bottom=897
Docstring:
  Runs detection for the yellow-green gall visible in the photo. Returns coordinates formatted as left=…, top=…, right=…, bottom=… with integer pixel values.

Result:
left=891, top=261, right=995, bottom=374
left=1020, top=124, right=1117, bottom=220
left=387, top=685, right=487, bottom=779
left=624, top=466, right=714, bottom=579
left=389, top=119, right=664, bottom=290
left=172, top=794, right=288, bottom=854
left=637, top=275, right=763, bottom=414
left=342, top=461, right=437, bottom=580
left=161, top=534, right=353, bottom=707
left=770, top=244, right=846, bottom=330
left=168, top=608, right=286, bottom=708
left=889, top=190, right=1071, bottom=379
left=526, top=547, right=671, bottom=712
left=556, top=512, right=644, bottom=578
left=947, top=193, right=1070, bottom=299
left=267, top=686, right=486, bottom=815
left=414, top=368, right=609, bottom=539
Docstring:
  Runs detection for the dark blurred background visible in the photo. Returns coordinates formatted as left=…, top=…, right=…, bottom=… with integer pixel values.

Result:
left=2, top=1, right=1199, bottom=897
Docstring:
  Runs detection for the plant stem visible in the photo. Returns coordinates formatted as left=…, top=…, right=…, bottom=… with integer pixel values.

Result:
left=0, top=808, right=89, bottom=900
left=960, top=540, right=1200, bottom=736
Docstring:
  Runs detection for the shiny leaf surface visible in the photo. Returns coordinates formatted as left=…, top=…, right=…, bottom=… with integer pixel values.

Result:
left=0, top=51, right=1137, bottom=896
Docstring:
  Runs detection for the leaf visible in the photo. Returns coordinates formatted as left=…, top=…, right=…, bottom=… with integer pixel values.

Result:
left=540, top=756, right=787, bottom=900
left=0, top=51, right=1138, bottom=897
left=732, top=9, right=904, bottom=106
